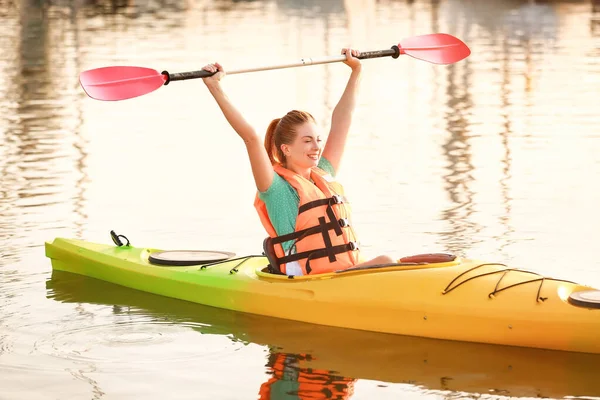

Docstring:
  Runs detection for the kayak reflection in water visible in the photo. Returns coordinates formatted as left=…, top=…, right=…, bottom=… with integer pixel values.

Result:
left=201, top=48, right=395, bottom=276
left=259, top=351, right=356, bottom=400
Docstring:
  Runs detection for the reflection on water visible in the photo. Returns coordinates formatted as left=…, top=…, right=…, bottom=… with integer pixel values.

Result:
left=440, top=52, right=479, bottom=255
left=2, top=0, right=600, bottom=398
left=0, top=0, right=87, bottom=264
left=260, top=352, right=356, bottom=400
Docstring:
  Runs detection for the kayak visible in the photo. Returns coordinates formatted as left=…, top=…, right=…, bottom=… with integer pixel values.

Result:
left=44, top=236, right=600, bottom=354
left=46, top=270, right=600, bottom=398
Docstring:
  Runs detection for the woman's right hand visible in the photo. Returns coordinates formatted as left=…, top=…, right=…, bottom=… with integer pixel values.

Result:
left=202, top=62, right=226, bottom=86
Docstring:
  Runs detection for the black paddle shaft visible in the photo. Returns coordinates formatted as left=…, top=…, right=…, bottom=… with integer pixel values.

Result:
left=162, top=46, right=400, bottom=85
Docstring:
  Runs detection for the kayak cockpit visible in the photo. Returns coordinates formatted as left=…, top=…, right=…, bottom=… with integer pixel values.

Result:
left=148, top=249, right=236, bottom=266
left=341, top=253, right=457, bottom=273
left=255, top=253, right=461, bottom=281
left=259, top=233, right=459, bottom=279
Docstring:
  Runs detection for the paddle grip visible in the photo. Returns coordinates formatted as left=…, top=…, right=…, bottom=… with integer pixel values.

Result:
left=357, top=47, right=400, bottom=60
left=162, top=69, right=216, bottom=85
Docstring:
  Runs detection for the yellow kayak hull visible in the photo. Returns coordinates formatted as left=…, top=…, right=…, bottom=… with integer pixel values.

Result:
left=45, top=238, right=600, bottom=354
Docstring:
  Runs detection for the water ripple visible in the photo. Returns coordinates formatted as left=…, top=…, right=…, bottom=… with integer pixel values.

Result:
left=0, top=333, right=13, bottom=355
left=33, top=320, right=243, bottom=366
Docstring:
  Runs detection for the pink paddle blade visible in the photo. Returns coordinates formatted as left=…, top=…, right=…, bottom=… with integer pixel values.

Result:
left=79, top=66, right=166, bottom=101
left=399, top=33, right=471, bottom=65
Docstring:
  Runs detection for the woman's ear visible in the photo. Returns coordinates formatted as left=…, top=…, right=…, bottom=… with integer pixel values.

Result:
left=280, top=144, right=289, bottom=156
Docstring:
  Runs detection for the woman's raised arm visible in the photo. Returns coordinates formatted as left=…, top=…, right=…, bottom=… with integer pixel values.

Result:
left=321, top=49, right=362, bottom=172
left=202, top=63, right=274, bottom=192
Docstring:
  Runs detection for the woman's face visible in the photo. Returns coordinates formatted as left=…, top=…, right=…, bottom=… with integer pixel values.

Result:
left=282, top=122, right=323, bottom=169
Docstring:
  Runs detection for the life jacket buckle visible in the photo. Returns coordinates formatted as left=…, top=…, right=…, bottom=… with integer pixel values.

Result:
left=348, top=241, right=359, bottom=251
left=338, top=218, right=350, bottom=228
left=330, top=195, right=344, bottom=205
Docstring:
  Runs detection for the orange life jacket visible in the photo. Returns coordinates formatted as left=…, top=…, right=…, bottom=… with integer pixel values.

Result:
left=254, top=163, right=360, bottom=275
left=258, top=353, right=355, bottom=400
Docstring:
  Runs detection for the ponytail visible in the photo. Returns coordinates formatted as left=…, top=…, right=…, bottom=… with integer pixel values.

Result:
left=264, top=110, right=316, bottom=166
left=264, top=118, right=282, bottom=165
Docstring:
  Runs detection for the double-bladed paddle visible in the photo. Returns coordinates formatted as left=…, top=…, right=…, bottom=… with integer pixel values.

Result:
left=79, top=33, right=470, bottom=101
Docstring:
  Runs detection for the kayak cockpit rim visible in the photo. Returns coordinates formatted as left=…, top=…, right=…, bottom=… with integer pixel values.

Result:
left=190, top=253, right=462, bottom=280
left=254, top=258, right=462, bottom=281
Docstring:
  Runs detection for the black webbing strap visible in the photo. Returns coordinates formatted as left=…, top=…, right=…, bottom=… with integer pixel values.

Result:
left=270, top=220, right=345, bottom=245
left=297, top=196, right=345, bottom=237
left=298, top=198, right=330, bottom=214
left=298, top=195, right=347, bottom=215
left=276, top=242, right=358, bottom=265
left=318, top=217, right=337, bottom=262
left=325, top=205, right=342, bottom=236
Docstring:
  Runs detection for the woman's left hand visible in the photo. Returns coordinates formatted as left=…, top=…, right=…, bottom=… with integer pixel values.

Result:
left=341, top=48, right=361, bottom=71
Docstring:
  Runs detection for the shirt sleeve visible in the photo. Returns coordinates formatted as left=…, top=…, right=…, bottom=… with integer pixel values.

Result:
left=318, top=156, right=336, bottom=177
left=258, top=172, right=285, bottom=200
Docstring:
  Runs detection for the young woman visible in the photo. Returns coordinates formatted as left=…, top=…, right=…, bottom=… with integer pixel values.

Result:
left=202, top=48, right=395, bottom=276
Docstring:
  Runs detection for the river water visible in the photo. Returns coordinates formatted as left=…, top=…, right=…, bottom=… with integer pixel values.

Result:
left=1, top=0, right=600, bottom=398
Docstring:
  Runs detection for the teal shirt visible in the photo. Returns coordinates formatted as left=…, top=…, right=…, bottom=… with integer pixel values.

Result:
left=258, top=157, right=336, bottom=254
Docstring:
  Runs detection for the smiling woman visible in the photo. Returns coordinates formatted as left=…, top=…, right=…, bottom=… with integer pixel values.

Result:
left=201, top=50, right=395, bottom=276
left=262, top=110, right=323, bottom=175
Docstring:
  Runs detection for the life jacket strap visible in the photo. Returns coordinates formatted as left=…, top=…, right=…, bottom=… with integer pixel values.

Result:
left=298, top=195, right=347, bottom=214
left=298, top=195, right=347, bottom=237
left=317, top=216, right=336, bottom=262
left=277, top=242, right=359, bottom=267
left=270, top=219, right=349, bottom=246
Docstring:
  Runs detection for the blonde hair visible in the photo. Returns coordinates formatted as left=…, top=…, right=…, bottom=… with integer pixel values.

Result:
left=264, top=110, right=316, bottom=165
